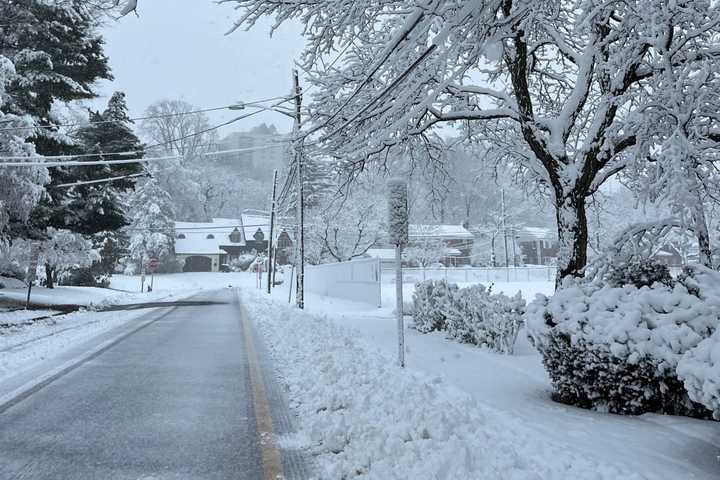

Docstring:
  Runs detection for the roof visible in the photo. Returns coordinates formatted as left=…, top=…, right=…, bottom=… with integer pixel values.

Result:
left=516, top=227, right=556, bottom=242
left=240, top=213, right=270, bottom=241
left=409, top=224, right=474, bottom=239
left=175, top=219, right=245, bottom=255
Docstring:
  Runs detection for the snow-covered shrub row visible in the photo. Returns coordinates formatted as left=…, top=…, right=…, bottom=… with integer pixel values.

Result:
left=412, top=280, right=525, bottom=354
left=241, top=290, right=646, bottom=480
left=677, top=329, right=720, bottom=419
left=446, top=284, right=525, bottom=354
left=526, top=265, right=719, bottom=417
left=606, top=258, right=674, bottom=289
left=411, top=279, right=456, bottom=333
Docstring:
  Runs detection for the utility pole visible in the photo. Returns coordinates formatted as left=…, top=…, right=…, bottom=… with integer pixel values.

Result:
left=267, top=169, right=278, bottom=294
left=292, top=69, right=305, bottom=309
left=501, top=188, right=509, bottom=268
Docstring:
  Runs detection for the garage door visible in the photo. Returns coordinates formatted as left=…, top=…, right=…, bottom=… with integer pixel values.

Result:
left=183, top=256, right=212, bottom=272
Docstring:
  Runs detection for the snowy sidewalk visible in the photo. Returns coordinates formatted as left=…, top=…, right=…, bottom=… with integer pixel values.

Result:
left=242, top=288, right=653, bottom=480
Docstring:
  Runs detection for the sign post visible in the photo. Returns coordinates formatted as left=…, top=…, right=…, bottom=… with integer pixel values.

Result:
left=148, top=258, right=160, bottom=292
left=388, top=178, right=409, bottom=368
left=25, top=244, right=40, bottom=310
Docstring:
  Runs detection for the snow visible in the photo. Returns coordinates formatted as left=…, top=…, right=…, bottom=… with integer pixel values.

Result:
left=175, top=219, right=243, bottom=254
left=0, top=309, right=59, bottom=326
left=235, top=272, right=719, bottom=479
left=242, top=287, right=649, bottom=479
left=0, top=308, right=154, bottom=383
left=409, top=224, right=473, bottom=239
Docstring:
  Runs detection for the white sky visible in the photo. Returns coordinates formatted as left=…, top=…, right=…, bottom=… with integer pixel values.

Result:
left=92, top=0, right=305, bottom=135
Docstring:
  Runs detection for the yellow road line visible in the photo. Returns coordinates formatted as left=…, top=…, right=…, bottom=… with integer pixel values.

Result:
left=237, top=290, right=284, bottom=480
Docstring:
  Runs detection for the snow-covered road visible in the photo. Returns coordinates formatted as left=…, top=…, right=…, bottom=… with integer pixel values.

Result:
left=0, top=288, right=306, bottom=480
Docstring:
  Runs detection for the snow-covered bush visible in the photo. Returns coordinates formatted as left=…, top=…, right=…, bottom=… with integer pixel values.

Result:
left=446, top=284, right=525, bottom=354
left=606, top=258, right=674, bottom=289
left=677, top=330, right=720, bottom=419
left=230, top=254, right=256, bottom=272
left=526, top=269, right=719, bottom=417
left=411, top=279, right=457, bottom=333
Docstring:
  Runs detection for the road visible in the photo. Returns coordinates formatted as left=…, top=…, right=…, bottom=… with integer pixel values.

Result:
left=0, top=289, right=299, bottom=480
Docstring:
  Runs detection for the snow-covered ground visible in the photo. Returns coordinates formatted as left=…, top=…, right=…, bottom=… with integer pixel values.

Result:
left=232, top=271, right=719, bottom=479
left=3, top=271, right=717, bottom=478
left=0, top=308, right=156, bottom=383
left=243, top=287, right=646, bottom=479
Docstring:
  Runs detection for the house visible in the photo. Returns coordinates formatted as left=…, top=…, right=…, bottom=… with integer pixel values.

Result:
left=516, top=227, right=558, bottom=266
left=407, top=224, right=474, bottom=267
left=174, top=212, right=292, bottom=272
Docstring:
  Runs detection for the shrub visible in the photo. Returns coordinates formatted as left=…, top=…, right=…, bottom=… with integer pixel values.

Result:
left=677, top=329, right=720, bottom=420
left=446, top=284, right=525, bottom=354
left=411, top=280, right=457, bottom=333
left=59, top=268, right=110, bottom=288
left=526, top=275, right=717, bottom=418
left=606, top=257, right=674, bottom=289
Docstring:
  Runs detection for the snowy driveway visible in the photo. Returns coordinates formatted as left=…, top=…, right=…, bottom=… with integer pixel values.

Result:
left=0, top=289, right=303, bottom=480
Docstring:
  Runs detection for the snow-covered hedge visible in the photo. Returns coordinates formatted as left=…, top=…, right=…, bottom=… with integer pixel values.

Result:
left=677, top=329, right=720, bottom=419
left=526, top=266, right=719, bottom=417
left=411, top=279, right=456, bottom=333
left=446, top=284, right=525, bottom=354
left=413, top=280, right=525, bottom=354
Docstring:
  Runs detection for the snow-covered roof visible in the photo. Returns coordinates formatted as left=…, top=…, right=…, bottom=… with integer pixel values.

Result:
left=174, top=219, right=245, bottom=255
left=240, top=213, right=271, bottom=240
left=409, top=224, right=473, bottom=239
left=516, top=227, right=556, bottom=242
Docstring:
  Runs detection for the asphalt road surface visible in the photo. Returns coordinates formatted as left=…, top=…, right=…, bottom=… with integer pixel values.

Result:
left=0, top=289, right=296, bottom=480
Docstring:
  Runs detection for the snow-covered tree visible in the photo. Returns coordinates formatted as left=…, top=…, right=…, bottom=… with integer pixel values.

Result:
left=229, top=0, right=720, bottom=284
left=307, top=188, right=384, bottom=263
left=36, top=228, right=99, bottom=289
left=125, top=177, right=176, bottom=272
left=0, top=55, right=48, bottom=237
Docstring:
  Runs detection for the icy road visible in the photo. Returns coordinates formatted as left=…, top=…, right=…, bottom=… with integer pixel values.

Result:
left=0, top=289, right=302, bottom=479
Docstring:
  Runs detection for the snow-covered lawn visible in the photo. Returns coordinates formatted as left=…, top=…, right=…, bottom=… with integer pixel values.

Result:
left=234, top=272, right=719, bottom=479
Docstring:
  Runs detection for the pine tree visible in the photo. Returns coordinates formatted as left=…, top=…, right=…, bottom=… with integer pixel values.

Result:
left=125, top=178, right=176, bottom=273
left=63, top=91, right=145, bottom=235
left=1, top=0, right=113, bottom=239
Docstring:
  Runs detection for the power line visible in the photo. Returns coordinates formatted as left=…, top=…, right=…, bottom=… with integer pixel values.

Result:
left=0, top=94, right=297, bottom=134
left=0, top=144, right=285, bottom=167
left=52, top=172, right=148, bottom=189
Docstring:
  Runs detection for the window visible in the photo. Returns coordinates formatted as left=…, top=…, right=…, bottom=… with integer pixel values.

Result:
left=229, top=228, right=242, bottom=243
left=206, top=234, right=215, bottom=239
left=177, top=233, right=186, bottom=239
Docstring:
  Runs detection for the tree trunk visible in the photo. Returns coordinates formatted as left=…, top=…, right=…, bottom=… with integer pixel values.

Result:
left=45, top=263, right=55, bottom=289
left=555, top=191, right=589, bottom=288
left=691, top=192, right=713, bottom=268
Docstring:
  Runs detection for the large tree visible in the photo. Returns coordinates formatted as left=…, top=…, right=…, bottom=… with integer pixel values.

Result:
left=228, top=0, right=720, bottom=283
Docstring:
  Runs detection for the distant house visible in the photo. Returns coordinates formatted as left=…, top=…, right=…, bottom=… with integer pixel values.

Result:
left=408, top=224, right=474, bottom=267
left=174, top=212, right=292, bottom=272
left=516, top=227, right=558, bottom=266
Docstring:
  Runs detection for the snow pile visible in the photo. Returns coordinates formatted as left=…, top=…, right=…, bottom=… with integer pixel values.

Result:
left=243, top=290, right=646, bottom=480
left=678, top=329, right=720, bottom=419
left=526, top=266, right=720, bottom=417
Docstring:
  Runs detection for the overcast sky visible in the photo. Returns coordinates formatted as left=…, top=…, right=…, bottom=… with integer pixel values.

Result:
left=92, top=0, right=305, bottom=136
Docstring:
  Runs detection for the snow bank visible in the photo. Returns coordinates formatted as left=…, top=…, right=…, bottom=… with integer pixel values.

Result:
left=242, top=289, right=646, bottom=480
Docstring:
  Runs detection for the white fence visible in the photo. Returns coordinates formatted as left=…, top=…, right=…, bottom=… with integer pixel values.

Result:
left=305, top=258, right=382, bottom=307
left=382, top=266, right=556, bottom=285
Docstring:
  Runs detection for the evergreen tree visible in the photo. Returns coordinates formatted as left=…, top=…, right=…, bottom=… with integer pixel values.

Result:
left=125, top=178, right=176, bottom=273
left=0, top=0, right=113, bottom=238
left=63, top=91, right=145, bottom=235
